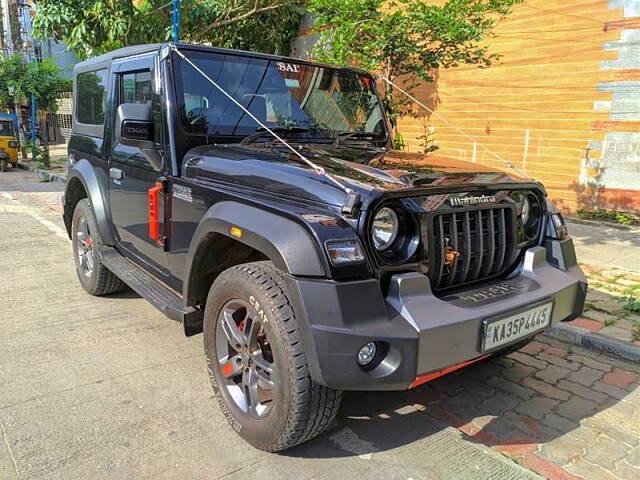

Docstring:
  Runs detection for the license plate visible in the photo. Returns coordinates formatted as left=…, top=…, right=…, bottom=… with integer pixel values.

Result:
left=482, top=302, right=553, bottom=352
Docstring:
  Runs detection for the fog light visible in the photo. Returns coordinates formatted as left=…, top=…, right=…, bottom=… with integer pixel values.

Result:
left=357, top=342, right=377, bottom=366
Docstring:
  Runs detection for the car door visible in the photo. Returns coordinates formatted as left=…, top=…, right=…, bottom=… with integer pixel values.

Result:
left=108, top=55, right=169, bottom=277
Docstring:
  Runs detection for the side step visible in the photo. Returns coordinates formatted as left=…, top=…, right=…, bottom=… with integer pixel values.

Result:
left=100, top=246, right=202, bottom=334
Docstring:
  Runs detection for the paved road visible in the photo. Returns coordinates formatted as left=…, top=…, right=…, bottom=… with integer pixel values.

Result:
left=0, top=169, right=638, bottom=480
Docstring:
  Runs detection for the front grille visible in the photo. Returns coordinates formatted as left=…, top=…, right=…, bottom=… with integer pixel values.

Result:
left=429, top=206, right=517, bottom=290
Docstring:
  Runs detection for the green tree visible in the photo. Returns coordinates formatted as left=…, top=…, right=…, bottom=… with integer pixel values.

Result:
left=0, top=54, right=69, bottom=166
left=307, top=0, right=523, bottom=139
left=33, top=0, right=302, bottom=60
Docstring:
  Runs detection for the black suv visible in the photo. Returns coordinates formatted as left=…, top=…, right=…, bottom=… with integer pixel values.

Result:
left=63, top=42, right=586, bottom=452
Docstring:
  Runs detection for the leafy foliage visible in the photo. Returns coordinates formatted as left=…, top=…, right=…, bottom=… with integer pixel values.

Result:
left=307, top=0, right=523, bottom=127
left=33, top=0, right=303, bottom=59
left=576, top=209, right=640, bottom=226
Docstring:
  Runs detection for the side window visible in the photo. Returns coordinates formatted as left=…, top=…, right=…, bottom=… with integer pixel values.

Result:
left=115, top=69, right=164, bottom=154
left=76, top=69, right=108, bottom=125
left=119, top=71, right=153, bottom=105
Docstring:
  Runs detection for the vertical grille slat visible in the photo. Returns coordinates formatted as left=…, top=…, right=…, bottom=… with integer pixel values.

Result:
left=434, top=215, right=445, bottom=286
left=495, top=208, right=507, bottom=273
left=472, top=210, right=484, bottom=280
left=460, top=211, right=472, bottom=283
left=431, top=205, right=515, bottom=291
left=446, top=212, right=459, bottom=286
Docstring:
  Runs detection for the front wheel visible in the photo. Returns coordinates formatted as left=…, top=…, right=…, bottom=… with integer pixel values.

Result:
left=204, top=261, right=342, bottom=452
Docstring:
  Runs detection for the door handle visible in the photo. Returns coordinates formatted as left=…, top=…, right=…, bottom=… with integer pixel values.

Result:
left=109, top=168, right=124, bottom=181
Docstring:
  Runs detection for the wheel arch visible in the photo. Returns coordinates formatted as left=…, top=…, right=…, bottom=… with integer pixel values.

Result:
left=183, top=201, right=327, bottom=310
left=63, top=159, right=116, bottom=244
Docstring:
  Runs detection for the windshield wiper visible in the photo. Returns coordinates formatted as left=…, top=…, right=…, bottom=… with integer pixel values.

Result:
left=241, top=126, right=310, bottom=146
left=333, top=131, right=379, bottom=145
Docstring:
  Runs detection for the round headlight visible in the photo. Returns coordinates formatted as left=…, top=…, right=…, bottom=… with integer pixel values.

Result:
left=371, top=207, right=398, bottom=251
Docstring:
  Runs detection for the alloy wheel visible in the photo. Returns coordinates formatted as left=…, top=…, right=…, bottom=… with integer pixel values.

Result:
left=76, top=216, right=94, bottom=277
left=216, top=299, right=275, bottom=418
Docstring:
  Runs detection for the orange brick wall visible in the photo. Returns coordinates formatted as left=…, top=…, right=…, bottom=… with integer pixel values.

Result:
left=395, top=0, right=640, bottom=214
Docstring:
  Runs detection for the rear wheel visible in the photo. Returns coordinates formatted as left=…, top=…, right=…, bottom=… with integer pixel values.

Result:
left=204, top=261, right=342, bottom=452
left=71, top=199, right=124, bottom=295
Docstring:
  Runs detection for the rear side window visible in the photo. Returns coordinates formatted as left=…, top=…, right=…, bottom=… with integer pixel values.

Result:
left=76, top=69, right=108, bottom=125
left=120, top=71, right=153, bottom=105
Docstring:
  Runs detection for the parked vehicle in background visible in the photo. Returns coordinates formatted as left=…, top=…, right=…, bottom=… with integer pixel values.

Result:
left=0, top=113, right=20, bottom=171
left=62, top=42, right=587, bottom=452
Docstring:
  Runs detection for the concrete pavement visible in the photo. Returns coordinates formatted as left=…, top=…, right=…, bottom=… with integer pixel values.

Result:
left=0, top=169, right=638, bottom=479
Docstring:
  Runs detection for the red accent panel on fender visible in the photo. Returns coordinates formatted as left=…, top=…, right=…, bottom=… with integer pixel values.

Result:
left=148, top=182, right=163, bottom=243
left=409, top=354, right=491, bottom=389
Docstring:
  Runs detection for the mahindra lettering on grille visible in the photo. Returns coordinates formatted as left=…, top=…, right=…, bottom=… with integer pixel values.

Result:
left=448, top=195, right=496, bottom=207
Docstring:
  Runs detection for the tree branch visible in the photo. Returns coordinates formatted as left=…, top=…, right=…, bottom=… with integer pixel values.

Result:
left=199, top=1, right=292, bottom=35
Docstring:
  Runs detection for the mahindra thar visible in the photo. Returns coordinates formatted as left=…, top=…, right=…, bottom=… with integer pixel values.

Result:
left=63, top=43, right=586, bottom=451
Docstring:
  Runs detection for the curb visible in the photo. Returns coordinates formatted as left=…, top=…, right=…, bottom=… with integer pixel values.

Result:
left=546, top=323, right=640, bottom=364
left=17, top=162, right=67, bottom=184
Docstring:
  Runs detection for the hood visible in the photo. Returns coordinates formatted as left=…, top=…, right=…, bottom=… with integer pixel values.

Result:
left=182, top=143, right=535, bottom=210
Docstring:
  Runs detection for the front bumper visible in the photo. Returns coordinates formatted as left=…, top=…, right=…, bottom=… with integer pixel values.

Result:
left=286, top=238, right=587, bottom=391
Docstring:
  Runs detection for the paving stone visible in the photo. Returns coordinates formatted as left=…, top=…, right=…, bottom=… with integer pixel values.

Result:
left=494, top=432, right=539, bottom=458
left=567, top=366, right=605, bottom=387
left=556, top=379, right=609, bottom=403
left=508, top=351, right=548, bottom=370
left=614, top=461, right=640, bottom=480
left=502, top=411, right=559, bottom=441
left=566, top=354, right=613, bottom=372
left=565, top=425, right=601, bottom=448
left=540, top=413, right=578, bottom=434
left=615, top=318, right=638, bottom=332
left=444, top=393, right=483, bottom=420
left=538, top=435, right=586, bottom=465
left=535, top=365, right=572, bottom=384
left=557, top=396, right=599, bottom=421
left=602, top=369, right=639, bottom=389
left=587, top=310, right=621, bottom=323
left=565, top=458, right=623, bottom=480
left=455, top=376, right=497, bottom=398
left=501, top=363, right=537, bottom=383
left=582, top=416, right=639, bottom=446
left=482, top=415, right=520, bottom=441
left=599, top=325, right=634, bottom=342
left=627, top=446, right=640, bottom=468
left=487, top=377, right=535, bottom=400
left=516, top=397, right=559, bottom=420
left=479, top=391, right=520, bottom=415
left=537, top=352, right=580, bottom=371
left=570, top=318, right=605, bottom=331
left=490, top=356, right=517, bottom=369
left=520, top=341, right=545, bottom=356
left=522, top=377, right=571, bottom=401
left=592, top=381, right=630, bottom=400
left=583, top=437, right=628, bottom=470
left=544, top=346, right=568, bottom=357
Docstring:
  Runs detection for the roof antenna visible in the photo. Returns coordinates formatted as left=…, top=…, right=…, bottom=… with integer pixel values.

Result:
left=169, top=44, right=361, bottom=216
left=377, top=75, right=531, bottom=179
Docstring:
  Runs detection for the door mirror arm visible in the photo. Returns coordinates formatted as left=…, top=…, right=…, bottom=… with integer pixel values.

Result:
left=115, top=103, right=163, bottom=171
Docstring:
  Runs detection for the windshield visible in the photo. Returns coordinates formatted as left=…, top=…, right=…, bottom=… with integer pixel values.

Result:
left=0, top=121, right=15, bottom=137
left=175, top=51, right=387, bottom=141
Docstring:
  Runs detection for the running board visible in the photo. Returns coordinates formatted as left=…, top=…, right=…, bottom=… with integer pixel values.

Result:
left=100, top=246, right=202, bottom=334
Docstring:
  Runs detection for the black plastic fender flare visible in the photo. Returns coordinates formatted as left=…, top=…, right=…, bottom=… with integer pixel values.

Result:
left=64, top=159, right=116, bottom=245
left=183, top=201, right=328, bottom=304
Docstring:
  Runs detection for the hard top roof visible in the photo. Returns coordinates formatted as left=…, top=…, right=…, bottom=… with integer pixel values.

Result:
left=73, top=42, right=370, bottom=77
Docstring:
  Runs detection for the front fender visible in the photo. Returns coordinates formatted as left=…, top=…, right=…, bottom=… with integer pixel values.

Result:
left=65, top=159, right=116, bottom=245
left=184, top=202, right=327, bottom=286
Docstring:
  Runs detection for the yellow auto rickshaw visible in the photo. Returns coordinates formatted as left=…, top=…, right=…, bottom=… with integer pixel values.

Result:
left=0, top=113, right=19, bottom=172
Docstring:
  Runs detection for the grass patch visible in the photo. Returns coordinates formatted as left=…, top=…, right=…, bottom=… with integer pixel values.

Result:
left=577, top=208, right=640, bottom=226
left=633, top=322, right=640, bottom=341
left=623, top=284, right=640, bottom=295
left=620, top=297, right=640, bottom=314
left=604, top=317, right=616, bottom=327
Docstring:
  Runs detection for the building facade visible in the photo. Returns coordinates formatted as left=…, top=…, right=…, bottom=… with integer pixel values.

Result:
left=295, top=1, right=640, bottom=214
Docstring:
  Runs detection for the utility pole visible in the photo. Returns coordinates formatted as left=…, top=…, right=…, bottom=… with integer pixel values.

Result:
left=172, top=0, right=180, bottom=42
left=1, top=0, right=13, bottom=54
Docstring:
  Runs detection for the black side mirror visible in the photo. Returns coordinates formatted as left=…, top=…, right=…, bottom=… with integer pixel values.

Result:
left=115, top=103, right=162, bottom=171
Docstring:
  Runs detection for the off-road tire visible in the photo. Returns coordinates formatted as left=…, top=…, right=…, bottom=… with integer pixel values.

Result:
left=204, top=261, right=342, bottom=452
left=71, top=198, right=124, bottom=295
